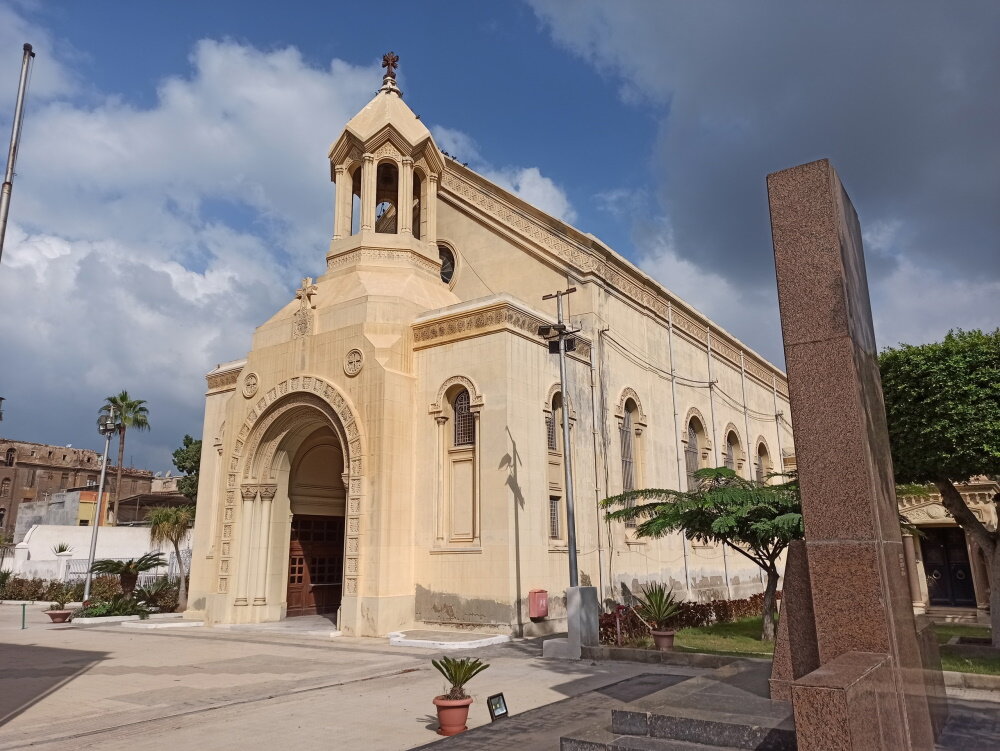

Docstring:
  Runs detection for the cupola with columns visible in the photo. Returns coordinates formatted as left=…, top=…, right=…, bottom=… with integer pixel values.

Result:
left=327, top=52, right=445, bottom=265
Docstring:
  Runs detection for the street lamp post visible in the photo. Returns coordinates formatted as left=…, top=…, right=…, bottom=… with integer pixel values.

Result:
left=83, top=411, right=117, bottom=601
left=539, top=287, right=580, bottom=588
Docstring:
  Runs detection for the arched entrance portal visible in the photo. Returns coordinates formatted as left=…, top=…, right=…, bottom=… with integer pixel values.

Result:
left=286, top=427, right=346, bottom=617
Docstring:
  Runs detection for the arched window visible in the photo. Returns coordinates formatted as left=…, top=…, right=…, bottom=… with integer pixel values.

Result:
left=350, top=165, right=362, bottom=235
left=756, top=443, right=772, bottom=484
left=546, top=392, right=563, bottom=453
left=685, top=419, right=703, bottom=491
left=438, top=245, right=455, bottom=284
left=375, top=162, right=399, bottom=233
left=724, top=431, right=740, bottom=471
left=4, top=448, right=14, bottom=467
left=546, top=392, right=565, bottom=542
left=412, top=171, right=423, bottom=240
left=0, top=507, right=5, bottom=527
left=620, top=398, right=641, bottom=528
left=452, top=389, right=475, bottom=447
left=0, top=478, right=9, bottom=497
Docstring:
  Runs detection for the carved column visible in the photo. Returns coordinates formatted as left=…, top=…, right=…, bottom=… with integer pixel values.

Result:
left=434, top=415, right=447, bottom=544
left=427, top=173, right=438, bottom=242
left=472, top=407, right=482, bottom=541
left=360, top=153, right=375, bottom=231
left=235, top=485, right=258, bottom=606
left=902, top=532, right=925, bottom=614
left=333, top=165, right=347, bottom=239
left=399, top=157, right=413, bottom=236
left=253, top=484, right=276, bottom=605
left=967, top=533, right=990, bottom=612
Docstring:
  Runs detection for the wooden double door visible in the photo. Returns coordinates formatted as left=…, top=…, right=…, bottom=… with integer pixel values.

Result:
left=286, top=515, right=345, bottom=617
left=920, top=527, right=976, bottom=608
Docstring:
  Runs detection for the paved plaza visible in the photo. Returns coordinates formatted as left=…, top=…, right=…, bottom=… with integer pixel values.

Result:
left=0, top=604, right=704, bottom=750
left=3, top=604, right=999, bottom=750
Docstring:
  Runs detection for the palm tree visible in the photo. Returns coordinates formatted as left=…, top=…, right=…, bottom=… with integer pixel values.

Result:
left=147, top=505, right=195, bottom=610
left=99, top=391, right=150, bottom=524
left=90, top=552, right=166, bottom=596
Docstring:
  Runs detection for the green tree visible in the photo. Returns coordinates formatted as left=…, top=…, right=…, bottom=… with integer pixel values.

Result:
left=603, top=467, right=803, bottom=641
left=172, top=435, right=202, bottom=501
left=879, top=328, right=1000, bottom=645
left=99, top=391, right=151, bottom=525
left=90, top=552, right=166, bottom=596
left=147, top=505, right=195, bottom=611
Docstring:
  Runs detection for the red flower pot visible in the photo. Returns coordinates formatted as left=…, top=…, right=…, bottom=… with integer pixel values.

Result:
left=433, top=695, right=474, bottom=736
left=46, top=610, right=72, bottom=624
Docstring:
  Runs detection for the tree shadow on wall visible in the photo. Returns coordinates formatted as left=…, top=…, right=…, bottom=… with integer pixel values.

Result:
left=0, top=641, right=108, bottom=727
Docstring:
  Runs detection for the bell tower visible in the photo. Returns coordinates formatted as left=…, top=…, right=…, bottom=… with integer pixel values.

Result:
left=327, top=51, right=445, bottom=262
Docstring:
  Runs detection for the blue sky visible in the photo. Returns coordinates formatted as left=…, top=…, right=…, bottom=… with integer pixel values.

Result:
left=0, top=1, right=997, bottom=471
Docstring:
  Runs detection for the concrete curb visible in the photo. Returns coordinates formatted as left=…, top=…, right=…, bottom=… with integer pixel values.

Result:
left=942, top=670, right=1000, bottom=691
left=582, top=645, right=769, bottom=669
left=121, top=620, right=205, bottom=629
left=73, top=612, right=184, bottom=626
left=388, top=631, right=510, bottom=650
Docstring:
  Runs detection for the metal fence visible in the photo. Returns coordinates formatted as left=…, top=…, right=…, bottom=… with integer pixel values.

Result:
left=64, top=548, right=192, bottom=586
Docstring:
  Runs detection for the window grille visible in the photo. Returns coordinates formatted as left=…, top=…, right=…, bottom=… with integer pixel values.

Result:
left=0, top=478, right=9, bottom=497
left=453, top=389, right=475, bottom=446
left=620, top=406, right=636, bottom=527
left=4, top=448, right=14, bottom=467
left=546, top=414, right=557, bottom=451
left=685, top=422, right=700, bottom=491
left=724, top=435, right=736, bottom=470
left=756, top=448, right=768, bottom=483
left=549, top=496, right=561, bottom=539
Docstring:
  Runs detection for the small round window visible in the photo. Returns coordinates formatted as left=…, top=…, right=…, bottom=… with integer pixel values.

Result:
left=438, top=245, right=455, bottom=284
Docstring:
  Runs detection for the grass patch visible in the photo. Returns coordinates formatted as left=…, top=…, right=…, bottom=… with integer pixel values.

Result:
left=933, top=622, right=990, bottom=644
left=940, top=647, right=1000, bottom=675
left=674, top=616, right=774, bottom=657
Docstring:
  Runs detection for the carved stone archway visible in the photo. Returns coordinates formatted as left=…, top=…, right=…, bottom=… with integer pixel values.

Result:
left=215, top=375, right=366, bottom=610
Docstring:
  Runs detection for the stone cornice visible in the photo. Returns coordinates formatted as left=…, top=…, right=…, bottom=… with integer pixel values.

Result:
left=439, top=166, right=787, bottom=396
left=413, top=298, right=592, bottom=362
left=206, top=367, right=242, bottom=393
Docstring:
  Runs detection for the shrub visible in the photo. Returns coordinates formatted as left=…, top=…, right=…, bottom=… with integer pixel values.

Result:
left=600, top=592, right=773, bottom=645
left=74, top=594, right=150, bottom=619
left=135, top=577, right=180, bottom=612
left=431, top=656, right=490, bottom=700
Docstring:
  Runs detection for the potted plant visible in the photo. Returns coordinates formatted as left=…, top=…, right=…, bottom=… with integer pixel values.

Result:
left=90, top=552, right=165, bottom=596
left=431, top=656, right=490, bottom=736
left=634, top=581, right=682, bottom=651
left=45, top=584, right=73, bottom=623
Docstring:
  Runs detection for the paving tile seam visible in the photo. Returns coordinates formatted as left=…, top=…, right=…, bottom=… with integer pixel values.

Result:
left=0, top=665, right=425, bottom=750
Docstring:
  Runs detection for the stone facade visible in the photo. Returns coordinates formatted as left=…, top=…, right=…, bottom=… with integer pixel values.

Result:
left=0, top=438, right=153, bottom=539
left=186, top=70, right=794, bottom=636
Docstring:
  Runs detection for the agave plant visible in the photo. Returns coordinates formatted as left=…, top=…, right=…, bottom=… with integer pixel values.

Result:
left=431, top=656, right=490, bottom=700
left=51, top=542, right=73, bottom=554
left=90, top=552, right=166, bottom=596
left=634, top=581, right=682, bottom=631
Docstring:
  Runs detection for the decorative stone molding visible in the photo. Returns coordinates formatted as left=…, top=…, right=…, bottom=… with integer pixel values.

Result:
left=240, top=485, right=258, bottom=503
left=412, top=299, right=592, bottom=361
left=344, top=349, right=364, bottom=377
left=440, top=167, right=784, bottom=392
left=207, top=369, right=240, bottom=391
left=721, top=422, right=745, bottom=469
left=429, top=375, right=484, bottom=416
left=614, top=387, right=647, bottom=425
left=681, top=406, right=713, bottom=458
left=242, top=373, right=259, bottom=399
left=258, top=484, right=277, bottom=502
left=326, top=247, right=440, bottom=277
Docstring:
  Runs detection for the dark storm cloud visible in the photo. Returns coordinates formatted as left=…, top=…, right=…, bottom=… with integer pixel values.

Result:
left=530, top=0, right=1000, bottom=323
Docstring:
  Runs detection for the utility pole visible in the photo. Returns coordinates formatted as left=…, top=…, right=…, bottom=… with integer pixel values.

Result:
left=539, top=287, right=580, bottom=588
left=0, top=43, right=35, bottom=265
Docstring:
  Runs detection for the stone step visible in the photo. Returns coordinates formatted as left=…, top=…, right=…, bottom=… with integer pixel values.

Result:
left=611, top=708, right=795, bottom=751
left=561, top=725, right=743, bottom=751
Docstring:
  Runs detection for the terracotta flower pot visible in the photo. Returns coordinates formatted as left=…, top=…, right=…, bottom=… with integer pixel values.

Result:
left=651, top=629, right=676, bottom=651
left=46, top=610, right=72, bottom=624
left=433, top=695, right=474, bottom=736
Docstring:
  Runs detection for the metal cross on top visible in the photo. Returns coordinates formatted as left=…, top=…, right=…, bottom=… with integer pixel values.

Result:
left=295, top=277, right=318, bottom=309
left=382, top=51, right=399, bottom=80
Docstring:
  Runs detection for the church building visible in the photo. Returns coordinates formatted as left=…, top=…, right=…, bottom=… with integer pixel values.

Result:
left=186, top=56, right=794, bottom=636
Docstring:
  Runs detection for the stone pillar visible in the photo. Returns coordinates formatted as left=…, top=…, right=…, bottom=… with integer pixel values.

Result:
left=56, top=550, right=73, bottom=581
left=253, top=485, right=276, bottom=605
left=333, top=165, right=347, bottom=239
left=360, top=153, right=375, bottom=232
left=542, top=586, right=598, bottom=660
left=966, top=534, right=990, bottom=613
left=434, top=415, right=447, bottom=544
left=426, top=173, right=438, bottom=242
left=768, top=159, right=937, bottom=750
left=399, top=157, right=413, bottom=236
left=902, top=533, right=925, bottom=614
left=234, top=485, right=257, bottom=606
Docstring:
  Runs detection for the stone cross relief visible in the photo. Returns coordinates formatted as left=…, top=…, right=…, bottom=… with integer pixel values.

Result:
left=292, top=277, right=318, bottom=338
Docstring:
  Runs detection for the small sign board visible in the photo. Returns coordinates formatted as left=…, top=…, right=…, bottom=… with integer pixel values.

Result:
left=487, top=692, right=508, bottom=721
